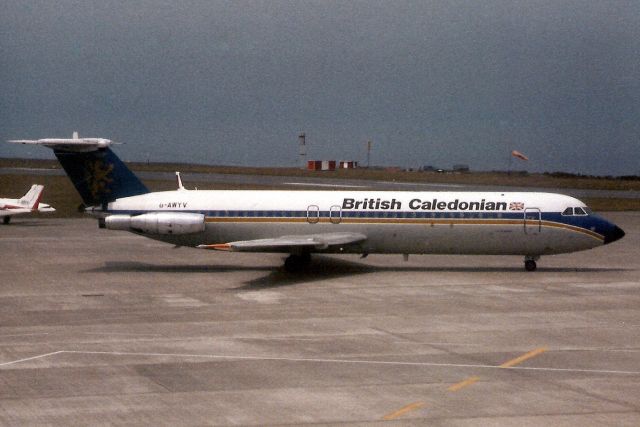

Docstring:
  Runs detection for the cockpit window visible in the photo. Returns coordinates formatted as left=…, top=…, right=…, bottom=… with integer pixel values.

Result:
left=562, top=206, right=590, bottom=216
left=562, top=207, right=574, bottom=216
left=574, top=207, right=587, bottom=215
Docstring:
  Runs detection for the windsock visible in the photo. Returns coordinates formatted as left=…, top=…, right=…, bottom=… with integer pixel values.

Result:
left=511, top=150, right=529, bottom=161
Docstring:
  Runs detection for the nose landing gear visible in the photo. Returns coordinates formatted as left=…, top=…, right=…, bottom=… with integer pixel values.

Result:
left=524, top=255, right=539, bottom=272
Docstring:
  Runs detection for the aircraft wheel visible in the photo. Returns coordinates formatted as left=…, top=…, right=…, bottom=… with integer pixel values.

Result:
left=524, top=259, right=537, bottom=272
left=284, top=253, right=311, bottom=272
left=3, top=216, right=10, bottom=224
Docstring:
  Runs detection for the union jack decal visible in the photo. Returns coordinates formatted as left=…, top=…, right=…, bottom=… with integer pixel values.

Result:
left=509, top=202, right=525, bottom=210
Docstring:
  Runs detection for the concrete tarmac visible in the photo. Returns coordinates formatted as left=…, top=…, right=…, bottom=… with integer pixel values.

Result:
left=1, top=213, right=639, bottom=425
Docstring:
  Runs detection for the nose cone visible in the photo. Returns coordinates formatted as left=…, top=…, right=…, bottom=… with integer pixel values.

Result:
left=604, top=225, right=625, bottom=245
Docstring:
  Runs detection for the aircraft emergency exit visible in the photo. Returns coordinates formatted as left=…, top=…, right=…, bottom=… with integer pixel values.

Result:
left=9, top=135, right=625, bottom=271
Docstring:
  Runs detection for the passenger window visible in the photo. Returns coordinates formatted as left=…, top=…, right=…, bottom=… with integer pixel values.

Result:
left=574, top=207, right=587, bottom=215
left=562, top=207, right=574, bottom=216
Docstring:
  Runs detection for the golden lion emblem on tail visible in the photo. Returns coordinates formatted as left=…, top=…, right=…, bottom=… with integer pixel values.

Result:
left=85, top=159, right=114, bottom=201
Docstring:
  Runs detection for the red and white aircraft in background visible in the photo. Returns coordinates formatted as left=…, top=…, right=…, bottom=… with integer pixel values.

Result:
left=0, top=184, right=55, bottom=224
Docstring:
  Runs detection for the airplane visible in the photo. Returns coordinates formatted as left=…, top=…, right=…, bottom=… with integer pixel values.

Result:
left=9, top=134, right=625, bottom=271
left=0, top=184, right=55, bottom=224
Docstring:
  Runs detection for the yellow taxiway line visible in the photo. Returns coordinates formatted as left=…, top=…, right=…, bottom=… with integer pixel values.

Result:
left=447, top=347, right=548, bottom=392
left=500, top=347, right=548, bottom=368
left=382, top=401, right=426, bottom=420
left=447, top=375, right=481, bottom=392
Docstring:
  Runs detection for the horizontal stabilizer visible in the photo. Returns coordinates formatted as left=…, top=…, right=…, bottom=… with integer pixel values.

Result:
left=198, top=232, right=367, bottom=252
left=37, top=205, right=56, bottom=213
left=8, top=137, right=113, bottom=152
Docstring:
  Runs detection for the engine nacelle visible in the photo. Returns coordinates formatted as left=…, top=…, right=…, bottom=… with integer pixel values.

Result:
left=105, top=212, right=205, bottom=235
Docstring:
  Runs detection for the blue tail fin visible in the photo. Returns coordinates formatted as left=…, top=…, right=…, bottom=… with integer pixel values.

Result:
left=54, top=148, right=149, bottom=206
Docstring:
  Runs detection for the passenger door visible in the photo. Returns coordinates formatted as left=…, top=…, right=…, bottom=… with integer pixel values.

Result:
left=524, top=208, right=541, bottom=234
left=329, top=205, right=342, bottom=224
left=306, top=205, right=320, bottom=224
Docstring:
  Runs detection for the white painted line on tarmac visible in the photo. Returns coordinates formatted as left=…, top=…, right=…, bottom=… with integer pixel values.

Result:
left=284, top=182, right=369, bottom=188
left=81, top=332, right=164, bottom=337
left=391, top=341, right=483, bottom=346
left=2, top=350, right=640, bottom=376
left=0, top=333, right=50, bottom=338
left=0, top=351, right=65, bottom=367
left=2, top=350, right=637, bottom=376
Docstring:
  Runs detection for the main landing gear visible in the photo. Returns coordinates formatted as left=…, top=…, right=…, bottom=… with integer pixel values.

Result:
left=524, top=255, right=539, bottom=272
left=284, top=253, right=311, bottom=272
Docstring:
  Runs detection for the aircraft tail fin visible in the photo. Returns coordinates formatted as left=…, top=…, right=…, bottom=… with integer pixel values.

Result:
left=54, top=148, right=149, bottom=206
left=19, top=184, right=44, bottom=210
left=9, top=135, right=149, bottom=206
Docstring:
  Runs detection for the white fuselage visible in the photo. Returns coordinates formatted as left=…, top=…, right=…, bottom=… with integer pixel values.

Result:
left=100, top=190, right=609, bottom=256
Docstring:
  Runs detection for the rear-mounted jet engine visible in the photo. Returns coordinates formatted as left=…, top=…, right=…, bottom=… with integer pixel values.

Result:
left=104, top=212, right=205, bottom=235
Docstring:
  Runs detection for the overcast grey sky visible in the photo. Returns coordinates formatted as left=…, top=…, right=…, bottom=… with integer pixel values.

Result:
left=1, top=0, right=639, bottom=175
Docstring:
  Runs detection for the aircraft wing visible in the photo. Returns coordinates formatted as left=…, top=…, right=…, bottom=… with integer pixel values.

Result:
left=197, top=232, right=367, bottom=252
